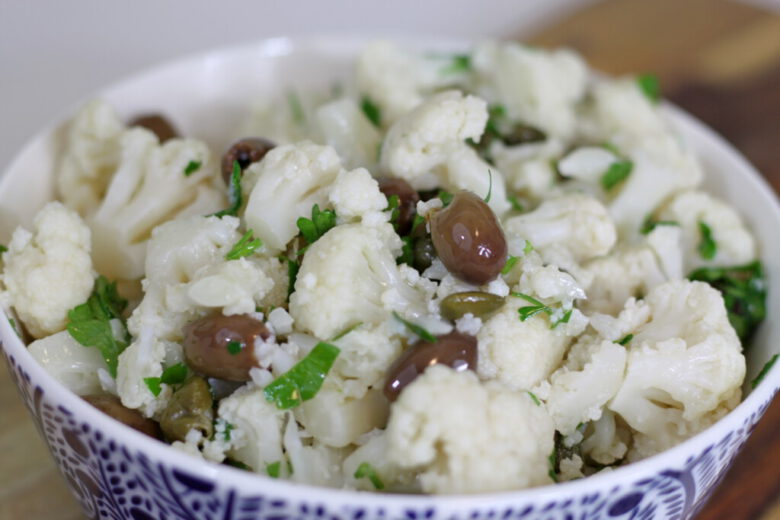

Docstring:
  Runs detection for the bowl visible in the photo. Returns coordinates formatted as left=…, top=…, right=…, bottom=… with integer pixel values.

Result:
left=2, top=36, right=779, bottom=520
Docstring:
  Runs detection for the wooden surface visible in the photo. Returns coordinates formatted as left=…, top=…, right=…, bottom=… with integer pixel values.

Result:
left=1, top=0, right=779, bottom=518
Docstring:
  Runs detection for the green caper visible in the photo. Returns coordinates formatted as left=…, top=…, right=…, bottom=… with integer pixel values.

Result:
left=159, top=377, right=214, bottom=442
left=413, top=236, right=436, bottom=272
left=440, top=291, right=506, bottom=320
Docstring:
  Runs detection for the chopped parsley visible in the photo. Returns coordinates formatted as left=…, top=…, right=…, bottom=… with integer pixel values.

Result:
left=143, top=362, right=188, bottom=397
left=551, top=309, right=573, bottom=329
left=183, top=160, right=202, bottom=176
left=0, top=244, right=6, bottom=253
left=225, top=458, right=252, bottom=471
left=527, top=391, right=541, bottom=406
left=226, top=340, right=243, bottom=355
left=440, top=54, right=471, bottom=75
left=287, top=89, right=306, bottom=125
left=216, top=419, right=235, bottom=441
left=548, top=448, right=559, bottom=482
left=600, top=160, right=633, bottom=190
left=397, top=236, right=414, bottom=266
left=512, top=293, right=552, bottom=321
left=286, top=258, right=300, bottom=300
left=437, top=190, right=454, bottom=207
left=266, top=461, right=282, bottom=478
left=297, top=204, right=337, bottom=245
left=637, top=74, right=661, bottom=104
left=523, top=240, right=534, bottom=255
left=8, top=318, right=19, bottom=338
left=354, top=462, right=385, bottom=490
left=508, top=195, right=524, bottom=212
left=641, top=216, right=679, bottom=235
left=211, top=161, right=243, bottom=218
left=392, top=311, right=437, bottom=343
left=264, top=341, right=340, bottom=409
left=484, top=169, right=493, bottom=203
left=66, top=276, right=129, bottom=377
left=386, top=194, right=401, bottom=229
left=410, top=214, right=426, bottom=235
left=697, top=221, right=717, bottom=260
left=751, top=354, right=779, bottom=389
left=617, top=334, right=634, bottom=346
left=331, top=322, right=363, bottom=341
left=360, top=96, right=382, bottom=127
left=225, top=229, right=263, bottom=260
left=501, top=255, right=519, bottom=275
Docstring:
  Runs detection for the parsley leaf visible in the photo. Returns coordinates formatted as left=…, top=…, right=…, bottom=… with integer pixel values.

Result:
left=227, top=340, right=243, bottom=355
left=752, top=354, right=779, bottom=389
left=392, top=311, right=437, bottom=343
left=264, top=342, right=340, bottom=409
left=183, top=160, right=202, bottom=176
left=600, top=160, right=633, bottom=190
left=501, top=255, right=519, bottom=275
left=211, top=161, right=243, bottom=218
left=361, top=96, right=382, bottom=127
left=386, top=194, right=401, bottom=229
left=551, top=309, right=572, bottom=329
left=527, top=391, right=541, bottom=406
left=287, top=89, right=306, bottom=125
left=331, top=322, right=363, bottom=341
left=8, top=318, right=19, bottom=337
left=698, top=221, right=717, bottom=260
left=354, top=462, right=385, bottom=490
left=523, top=240, right=534, bottom=255
left=437, top=190, right=454, bottom=206
left=286, top=258, right=300, bottom=300
left=66, top=276, right=129, bottom=377
left=297, top=204, right=337, bottom=245
left=143, top=363, right=188, bottom=397
left=508, top=195, right=524, bottom=212
left=440, top=54, right=471, bottom=75
left=637, top=74, right=661, bottom=104
left=512, top=293, right=552, bottom=321
left=225, top=229, right=263, bottom=260
left=266, top=461, right=282, bottom=478
left=641, top=216, right=679, bottom=235
left=397, top=236, right=414, bottom=266
left=0, top=244, right=7, bottom=254
left=225, top=458, right=252, bottom=471
left=617, top=334, right=634, bottom=346
left=143, top=377, right=162, bottom=397
left=484, top=169, right=493, bottom=203
left=548, top=448, right=559, bottom=482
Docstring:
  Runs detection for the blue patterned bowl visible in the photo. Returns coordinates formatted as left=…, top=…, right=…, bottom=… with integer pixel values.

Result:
left=2, top=37, right=779, bottom=520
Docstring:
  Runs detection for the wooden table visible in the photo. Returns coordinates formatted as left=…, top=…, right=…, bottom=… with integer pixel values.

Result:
left=1, top=0, right=779, bottom=518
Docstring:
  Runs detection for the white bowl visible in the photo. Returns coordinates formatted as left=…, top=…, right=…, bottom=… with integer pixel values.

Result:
left=1, top=36, right=779, bottom=520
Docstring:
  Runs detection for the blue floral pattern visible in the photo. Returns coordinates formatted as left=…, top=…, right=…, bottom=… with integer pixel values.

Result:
left=2, top=341, right=777, bottom=520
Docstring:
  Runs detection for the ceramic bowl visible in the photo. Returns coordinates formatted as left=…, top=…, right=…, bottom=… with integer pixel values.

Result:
left=1, top=37, right=779, bottom=520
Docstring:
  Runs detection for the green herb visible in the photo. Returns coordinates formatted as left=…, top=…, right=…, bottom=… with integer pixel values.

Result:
left=437, top=190, right=454, bottom=206
left=523, top=240, right=534, bottom=255
left=227, top=340, right=243, bottom=355
left=527, top=391, right=541, bottom=406
left=211, top=161, right=243, bottom=218
left=640, top=216, right=679, bottom=235
left=8, top=318, right=18, bottom=337
left=698, top=221, right=717, bottom=260
left=225, top=229, right=262, bottom=260
left=361, top=96, right=382, bottom=127
left=264, top=342, right=340, bottom=409
left=221, top=421, right=235, bottom=441
left=600, top=160, right=633, bottom=190
left=410, top=214, right=425, bottom=235
left=602, top=142, right=621, bottom=155
left=287, top=258, right=300, bottom=300
left=392, top=311, right=437, bottom=342
left=485, top=104, right=507, bottom=136
left=508, top=195, right=524, bottom=212
left=143, top=363, right=188, bottom=397
left=183, top=160, right=202, bottom=176
left=0, top=245, right=7, bottom=254
left=354, top=462, right=385, bottom=490
left=297, top=204, right=337, bottom=245
left=617, top=334, right=634, bottom=346
left=331, top=322, right=363, bottom=341
left=66, top=276, right=129, bottom=377
left=440, top=54, right=471, bottom=75
left=143, top=377, right=162, bottom=397
left=225, top=458, right=252, bottom=471
left=397, top=236, right=414, bottom=266
left=752, top=354, right=779, bottom=389
left=551, top=309, right=573, bottom=329
left=637, top=74, right=661, bottom=104
left=287, top=89, right=306, bottom=125
left=689, top=261, right=766, bottom=342
left=484, top=170, right=493, bottom=203
left=386, top=194, right=401, bottom=229
left=266, top=461, right=282, bottom=478
left=548, top=448, right=559, bottom=483
left=287, top=459, right=294, bottom=475
left=512, top=293, right=552, bottom=322
left=501, top=255, right=519, bottom=275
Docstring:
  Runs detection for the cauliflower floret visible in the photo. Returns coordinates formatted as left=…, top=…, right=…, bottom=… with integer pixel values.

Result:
left=557, top=146, right=619, bottom=184
left=28, top=330, right=109, bottom=395
left=443, top=145, right=511, bottom=216
left=315, top=98, right=382, bottom=170
left=656, top=190, right=756, bottom=271
left=1, top=202, right=95, bottom=338
left=472, top=41, right=587, bottom=140
left=504, top=193, right=617, bottom=265
left=289, top=222, right=434, bottom=339
left=343, top=431, right=419, bottom=492
left=386, top=365, right=555, bottom=493
left=243, top=141, right=342, bottom=252
left=491, top=139, right=566, bottom=205
left=588, top=297, right=652, bottom=342
left=580, top=409, right=631, bottom=465
left=182, top=257, right=275, bottom=316
left=328, top=167, right=388, bottom=223
left=608, top=280, right=745, bottom=458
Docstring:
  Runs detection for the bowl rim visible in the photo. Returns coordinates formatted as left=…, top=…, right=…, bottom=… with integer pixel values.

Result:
left=1, top=35, right=779, bottom=508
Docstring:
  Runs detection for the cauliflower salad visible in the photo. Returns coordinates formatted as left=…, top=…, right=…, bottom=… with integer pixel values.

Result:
left=0, top=40, right=771, bottom=494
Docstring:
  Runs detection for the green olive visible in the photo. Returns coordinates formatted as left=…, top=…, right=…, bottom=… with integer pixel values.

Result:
left=413, top=236, right=436, bottom=272
left=440, top=291, right=506, bottom=320
left=159, top=377, right=214, bottom=442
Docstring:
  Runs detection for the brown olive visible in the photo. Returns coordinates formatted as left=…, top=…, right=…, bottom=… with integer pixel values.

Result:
left=383, top=332, right=477, bottom=402
left=183, top=314, right=270, bottom=382
left=128, top=114, right=178, bottom=143
left=82, top=395, right=161, bottom=439
left=159, top=377, right=214, bottom=442
left=379, top=178, right=420, bottom=235
left=429, top=191, right=507, bottom=285
left=440, top=291, right=505, bottom=320
left=221, top=138, right=275, bottom=183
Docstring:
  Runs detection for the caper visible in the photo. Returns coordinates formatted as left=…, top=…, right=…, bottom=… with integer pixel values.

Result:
left=429, top=191, right=508, bottom=285
left=83, top=395, right=162, bottom=439
left=183, top=314, right=269, bottom=382
left=378, top=178, right=420, bottom=235
left=383, top=332, right=477, bottom=402
left=440, top=291, right=506, bottom=320
left=128, top=114, right=178, bottom=143
left=502, top=124, right=547, bottom=146
left=159, top=377, right=214, bottom=442
left=221, top=137, right=275, bottom=183
left=413, top=236, right=436, bottom=272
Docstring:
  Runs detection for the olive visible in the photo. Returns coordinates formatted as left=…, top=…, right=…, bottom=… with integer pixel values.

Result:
left=413, top=236, right=436, bottom=272
left=502, top=124, right=547, bottom=146
left=440, top=291, right=506, bottom=320
left=378, top=178, right=420, bottom=235
left=128, top=114, right=178, bottom=143
left=221, top=138, right=275, bottom=183
left=159, top=377, right=214, bottom=442
left=82, top=395, right=161, bottom=439
left=429, top=191, right=508, bottom=285
left=383, top=332, right=477, bottom=402
left=183, top=314, right=270, bottom=382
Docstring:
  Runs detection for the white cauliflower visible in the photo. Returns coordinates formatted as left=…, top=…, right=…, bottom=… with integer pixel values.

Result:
left=443, top=145, right=511, bottom=216
left=580, top=409, right=631, bottom=465
left=656, top=190, right=756, bottom=271
left=28, top=330, right=109, bottom=395
left=608, top=280, right=746, bottom=459
left=327, top=167, right=388, bottom=224
left=315, top=98, right=382, bottom=170
left=289, top=222, right=435, bottom=339
left=557, top=146, right=619, bottom=184
left=1, top=202, right=95, bottom=338
left=471, top=41, right=587, bottom=140
left=386, top=365, right=555, bottom=493
left=491, top=139, right=566, bottom=205
left=343, top=431, right=419, bottom=492
left=242, top=141, right=342, bottom=252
